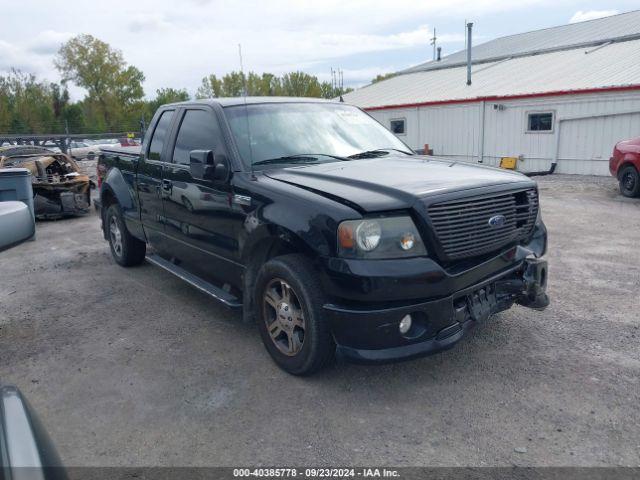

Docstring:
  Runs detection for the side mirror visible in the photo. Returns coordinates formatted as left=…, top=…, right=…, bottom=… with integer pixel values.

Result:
left=212, top=154, right=230, bottom=182
left=189, top=150, right=230, bottom=182
left=189, top=150, right=214, bottom=180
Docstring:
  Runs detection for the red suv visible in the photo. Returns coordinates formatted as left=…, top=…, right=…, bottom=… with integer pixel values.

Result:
left=610, top=136, right=640, bottom=197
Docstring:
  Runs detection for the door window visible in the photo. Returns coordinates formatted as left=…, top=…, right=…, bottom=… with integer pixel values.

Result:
left=172, top=109, right=223, bottom=165
left=148, top=110, right=174, bottom=160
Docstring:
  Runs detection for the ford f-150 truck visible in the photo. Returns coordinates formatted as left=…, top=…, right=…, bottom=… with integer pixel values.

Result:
left=609, top=136, right=640, bottom=197
left=97, top=97, right=549, bottom=375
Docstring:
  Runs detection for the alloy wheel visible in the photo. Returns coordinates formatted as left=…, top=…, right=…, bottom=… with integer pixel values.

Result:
left=109, top=216, right=123, bottom=257
left=263, top=278, right=306, bottom=356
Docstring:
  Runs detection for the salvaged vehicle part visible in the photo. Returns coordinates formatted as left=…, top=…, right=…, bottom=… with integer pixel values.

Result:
left=0, top=167, right=35, bottom=251
left=0, top=201, right=34, bottom=251
left=0, top=147, right=91, bottom=219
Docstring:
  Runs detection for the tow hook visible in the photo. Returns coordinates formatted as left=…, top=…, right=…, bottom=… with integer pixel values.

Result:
left=516, top=257, right=549, bottom=310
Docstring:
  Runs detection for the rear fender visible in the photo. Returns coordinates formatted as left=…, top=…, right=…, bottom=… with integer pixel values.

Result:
left=101, top=167, right=145, bottom=241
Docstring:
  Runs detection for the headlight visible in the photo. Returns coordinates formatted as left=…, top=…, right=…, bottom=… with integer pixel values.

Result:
left=355, top=220, right=382, bottom=251
left=337, top=216, right=427, bottom=259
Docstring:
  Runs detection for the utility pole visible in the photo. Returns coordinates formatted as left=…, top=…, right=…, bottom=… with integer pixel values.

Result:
left=464, top=19, right=467, bottom=50
left=64, top=119, right=70, bottom=155
left=430, top=28, right=437, bottom=61
left=139, top=114, right=146, bottom=137
left=330, top=68, right=335, bottom=96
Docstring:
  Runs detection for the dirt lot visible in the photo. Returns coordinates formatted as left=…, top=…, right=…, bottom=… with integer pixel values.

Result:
left=1, top=174, right=639, bottom=467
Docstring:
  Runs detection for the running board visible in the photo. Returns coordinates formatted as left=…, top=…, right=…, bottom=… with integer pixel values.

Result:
left=145, top=254, right=242, bottom=308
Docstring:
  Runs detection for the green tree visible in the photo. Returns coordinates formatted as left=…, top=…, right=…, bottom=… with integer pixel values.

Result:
left=371, top=72, right=396, bottom=84
left=196, top=70, right=348, bottom=100
left=196, top=74, right=223, bottom=99
left=0, top=69, right=59, bottom=134
left=55, top=34, right=145, bottom=130
left=280, top=71, right=323, bottom=97
left=147, top=87, right=190, bottom=116
left=62, top=103, right=86, bottom=133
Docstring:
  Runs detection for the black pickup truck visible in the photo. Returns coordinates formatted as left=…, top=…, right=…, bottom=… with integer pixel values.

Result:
left=97, top=97, right=549, bottom=375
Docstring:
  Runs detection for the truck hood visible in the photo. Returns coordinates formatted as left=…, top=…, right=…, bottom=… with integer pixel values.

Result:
left=263, top=155, right=534, bottom=212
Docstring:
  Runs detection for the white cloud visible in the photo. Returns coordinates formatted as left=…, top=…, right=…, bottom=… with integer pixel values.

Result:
left=28, top=30, right=74, bottom=55
left=128, top=13, right=173, bottom=33
left=0, top=40, right=50, bottom=76
left=0, top=0, right=559, bottom=98
left=569, top=9, right=619, bottom=24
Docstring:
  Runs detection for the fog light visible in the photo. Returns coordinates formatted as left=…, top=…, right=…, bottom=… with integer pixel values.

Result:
left=399, top=232, right=415, bottom=250
left=399, top=314, right=412, bottom=334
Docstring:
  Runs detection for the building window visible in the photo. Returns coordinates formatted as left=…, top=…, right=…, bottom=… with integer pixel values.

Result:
left=527, top=112, right=554, bottom=132
left=390, top=118, right=406, bottom=135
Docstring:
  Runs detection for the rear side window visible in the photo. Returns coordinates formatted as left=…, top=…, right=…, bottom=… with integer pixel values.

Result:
left=172, top=109, right=222, bottom=165
left=148, top=110, right=174, bottom=160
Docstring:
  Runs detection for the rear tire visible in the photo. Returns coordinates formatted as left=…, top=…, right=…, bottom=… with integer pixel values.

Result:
left=182, top=196, right=194, bottom=212
left=105, top=203, right=146, bottom=266
left=255, top=254, right=335, bottom=375
left=619, top=165, right=640, bottom=198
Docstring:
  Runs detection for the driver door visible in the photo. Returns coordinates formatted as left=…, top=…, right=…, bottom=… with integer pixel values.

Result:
left=160, top=107, right=242, bottom=285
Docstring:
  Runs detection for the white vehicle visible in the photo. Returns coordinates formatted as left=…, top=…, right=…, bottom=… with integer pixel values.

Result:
left=165, top=181, right=227, bottom=212
left=67, top=141, right=98, bottom=160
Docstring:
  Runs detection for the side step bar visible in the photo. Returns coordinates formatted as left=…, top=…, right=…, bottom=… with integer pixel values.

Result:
left=145, top=254, right=242, bottom=308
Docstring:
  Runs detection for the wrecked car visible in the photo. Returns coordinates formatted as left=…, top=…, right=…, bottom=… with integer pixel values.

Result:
left=0, top=146, right=91, bottom=219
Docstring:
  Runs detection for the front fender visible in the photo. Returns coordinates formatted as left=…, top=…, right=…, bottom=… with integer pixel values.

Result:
left=620, top=154, right=640, bottom=177
left=239, top=201, right=339, bottom=263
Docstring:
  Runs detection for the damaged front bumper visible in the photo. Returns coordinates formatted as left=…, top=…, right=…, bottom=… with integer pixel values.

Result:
left=325, top=255, right=549, bottom=363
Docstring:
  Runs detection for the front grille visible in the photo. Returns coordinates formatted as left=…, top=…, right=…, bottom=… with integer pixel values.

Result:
left=427, top=188, right=539, bottom=260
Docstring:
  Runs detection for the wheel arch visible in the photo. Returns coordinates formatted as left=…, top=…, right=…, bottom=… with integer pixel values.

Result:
left=618, top=158, right=639, bottom=178
left=100, top=166, right=146, bottom=241
left=240, top=226, right=318, bottom=323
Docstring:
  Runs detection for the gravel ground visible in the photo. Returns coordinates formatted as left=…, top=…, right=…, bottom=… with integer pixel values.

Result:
left=1, top=174, right=639, bottom=467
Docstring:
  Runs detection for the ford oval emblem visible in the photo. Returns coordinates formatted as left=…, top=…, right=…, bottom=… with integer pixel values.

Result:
left=488, top=214, right=506, bottom=228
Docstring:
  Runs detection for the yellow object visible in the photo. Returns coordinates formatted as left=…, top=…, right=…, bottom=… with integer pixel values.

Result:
left=500, top=157, right=518, bottom=169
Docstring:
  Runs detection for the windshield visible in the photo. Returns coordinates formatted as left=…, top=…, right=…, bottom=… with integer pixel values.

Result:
left=224, top=102, right=412, bottom=167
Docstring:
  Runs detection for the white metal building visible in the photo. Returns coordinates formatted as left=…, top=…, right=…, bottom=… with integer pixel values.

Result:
left=343, top=11, right=640, bottom=175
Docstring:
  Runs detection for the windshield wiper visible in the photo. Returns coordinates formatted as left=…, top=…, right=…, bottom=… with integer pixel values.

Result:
left=253, top=153, right=349, bottom=166
left=347, top=148, right=413, bottom=159
left=253, top=155, right=321, bottom=166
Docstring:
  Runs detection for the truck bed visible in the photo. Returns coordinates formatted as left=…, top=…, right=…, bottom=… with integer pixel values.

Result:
left=99, top=145, right=141, bottom=157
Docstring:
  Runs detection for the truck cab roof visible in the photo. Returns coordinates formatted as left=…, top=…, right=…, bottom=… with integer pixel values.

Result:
left=164, top=97, right=339, bottom=108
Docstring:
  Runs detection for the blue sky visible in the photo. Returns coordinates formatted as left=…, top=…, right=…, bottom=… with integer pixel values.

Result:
left=1, top=0, right=639, bottom=99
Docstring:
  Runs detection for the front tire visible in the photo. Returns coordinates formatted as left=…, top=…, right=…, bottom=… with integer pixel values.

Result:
left=105, top=203, right=146, bottom=266
left=255, top=254, right=335, bottom=375
left=619, top=165, right=640, bottom=198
